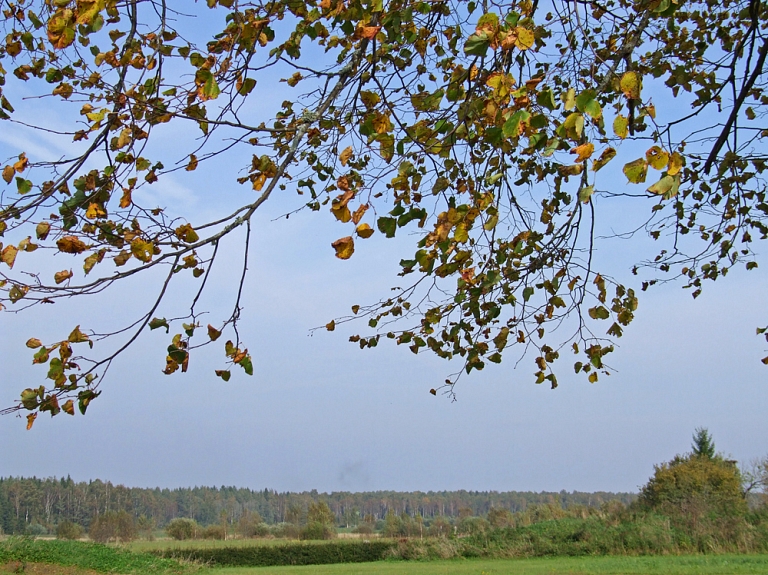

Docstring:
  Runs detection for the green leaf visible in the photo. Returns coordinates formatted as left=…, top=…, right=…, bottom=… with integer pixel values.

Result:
left=464, top=32, right=490, bottom=57
left=237, top=355, right=253, bottom=375
left=149, top=317, right=170, bottom=332
left=16, top=178, right=32, bottom=195
left=377, top=216, right=397, bottom=238
left=623, top=158, right=648, bottom=184
left=215, top=369, right=231, bottom=381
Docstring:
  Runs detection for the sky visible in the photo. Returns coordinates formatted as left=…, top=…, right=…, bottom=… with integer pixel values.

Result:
left=1, top=3, right=767, bottom=496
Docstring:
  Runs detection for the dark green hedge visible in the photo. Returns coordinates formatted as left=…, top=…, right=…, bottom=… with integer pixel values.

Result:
left=153, top=540, right=395, bottom=567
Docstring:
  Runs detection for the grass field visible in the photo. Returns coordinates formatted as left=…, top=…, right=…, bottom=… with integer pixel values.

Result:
left=207, top=554, right=768, bottom=575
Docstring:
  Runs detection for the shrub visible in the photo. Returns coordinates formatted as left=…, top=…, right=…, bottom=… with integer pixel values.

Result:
left=271, top=522, right=300, bottom=539
left=154, top=540, right=394, bottom=566
left=237, top=512, right=269, bottom=538
left=165, top=517, right=199, bottom=540
left=56, top=521, right=84, bottom=540
left=89, top=511, right=136, bottom=543
left=201, top=524, right=226, bottom=540
left=300, top=521, right=336, bottom=540
left=25, top=523, right=47, bottom=537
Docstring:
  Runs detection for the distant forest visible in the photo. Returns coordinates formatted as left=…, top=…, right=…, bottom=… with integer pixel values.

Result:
left=0, top=476, right=636, bottom=534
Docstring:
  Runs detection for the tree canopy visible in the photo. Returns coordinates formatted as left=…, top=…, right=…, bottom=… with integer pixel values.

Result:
left=1, top=0, right=767, bottom=425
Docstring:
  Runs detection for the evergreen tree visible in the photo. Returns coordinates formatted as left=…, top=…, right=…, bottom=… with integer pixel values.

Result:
left=692, top=428, right=716, bottom=459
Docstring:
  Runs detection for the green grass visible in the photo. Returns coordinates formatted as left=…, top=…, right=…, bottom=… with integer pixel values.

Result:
left=206, top=554, right=768, bottom=575
left=0, top=537, right=185, bottom=573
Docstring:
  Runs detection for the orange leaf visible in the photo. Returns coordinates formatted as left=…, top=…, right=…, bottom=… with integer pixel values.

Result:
left=570, top=142, right=594, bottom=162
left=54, top=270, right=73, bottom=284
left=57, top=236, right=87, bottom=254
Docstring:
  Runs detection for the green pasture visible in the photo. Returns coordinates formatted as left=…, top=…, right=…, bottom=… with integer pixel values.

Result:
left=208, top=554, right=768, bottom=575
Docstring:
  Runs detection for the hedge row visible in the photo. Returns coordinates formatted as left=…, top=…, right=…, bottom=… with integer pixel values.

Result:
left=152, top=540, right=396, bottom=567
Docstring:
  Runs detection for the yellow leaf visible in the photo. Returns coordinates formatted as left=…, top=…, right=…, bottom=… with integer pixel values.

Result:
left=613, top=115, right=629, bottom=139
left=372, top=111, right=392, bottom=134
left=36, top=222, right=51, bottom=240
left=1, top=244, right=18, bottom=268
left=339, top=146, right=353, bottom=167
left=331, top=236, right=355, bottom=260
left=562, top=88, right=576, bottom=111
left=186, top=154, right=198, bottom=171
left=667, top=151, right=684, bottom=176
left=56, top=236, right=87, bottom=254
left=2, top=165, right=14, bottom=184
left=356, top=223, right=374, bottom=238
left=592, top=147, right=617, bottom=172
left=47, top=8, right=76, bottom=50
left=130, top=238, right=154, bottom=262
left=325, top=320, right=336, bottom=331
left=514, top=27, right=535, bottom=50
left=115, top=127, right=132, bottom=149
left=85, top=203, right=106, bottom=220
left=578, top=186, right=594, bottom=204
left=26, top=338, right=43, bottom=349
left=570, top=142, right=594, bottom=162
left=646, top=146, right=669, bottom=170
left=646, top=103, right=656, bottom=119
left=619, top=71, right=641, bottom=99
left=54, top=270, right=73, bottom=284
left=623, top=158, right=648, bottom=184
left=647, top=174, right=680, bottom=199
left=558, top=164, right=583, bottom=176
left=563, top=113, right=584, bottom=140
left=13, top=154, right=28, bottom=173
left=26, top=413, right=37, bottom=430
left=175, top=223, right=199, bottom=243
left=359, top=25, right=381, bottom=40
left=62, top=399, right=75, bottom=416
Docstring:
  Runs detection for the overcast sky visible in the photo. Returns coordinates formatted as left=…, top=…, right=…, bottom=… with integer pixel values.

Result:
left=1, top=5, right=767, bottom=495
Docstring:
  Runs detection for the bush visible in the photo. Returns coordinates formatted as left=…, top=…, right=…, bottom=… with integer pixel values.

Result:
left=25, top=523, right=47, bottom=537
left=237, top=512, right=269, bottom=538
left=56, top=521, right=84, bottom=540
left=300, top=521, right=336, bottom=540
left=89, top=511, right=136, bottom=543
left=201, top=524, right=226, bottom=540
left=271, top=522, right=300, bottom=539
left=165, top=518, right=199, bottom=540
left=154, top=540, right=394, bottom=566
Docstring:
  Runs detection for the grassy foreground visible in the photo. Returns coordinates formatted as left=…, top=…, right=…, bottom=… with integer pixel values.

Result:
left=209, top=554, right=768, bottom=575
left=0, top=538, right=183, bottom=574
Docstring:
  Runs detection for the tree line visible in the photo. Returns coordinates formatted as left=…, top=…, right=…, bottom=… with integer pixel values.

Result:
left=0, top=476, right=634, bottom=535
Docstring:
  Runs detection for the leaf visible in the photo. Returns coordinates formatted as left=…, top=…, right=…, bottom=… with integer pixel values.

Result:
left=26, top=338, right=43, bottom=349
left=68, top=325, right=90, bottom=343
left=623, top=158, right=648, bottom=184
left=359, top=25, right=381, bottom=40
left=54, top=270, right=73, bottom=284
left=356, top=223, right=374, bottom=238
left=326, top=320, right=335, bottom=331
left=36, top=222, right=51, bottom=240
left=2, top=165, right=14, bottom=184
left=613, top=115, right=629, bottom=139
left=578, top=185, right=594, bottom=204
left=47, top=9, right=76, bottom=49
left=592, top=147, right=617, bottom=172
left=62, top=399, right=75, bottom=416
left=514, top=27, right=535, bottom=50
left=1, top=244, right=18, bottom=268
left=562, top=113, right=584, bottom=140
left=57, top=236, right=87, bottom=254
left=377, top=217, right=397, bottom=238
left=339, top=146, right=353, bottom=166
left=667, top=152, right=684, bottom=176
left=646, top=146, right=669, bottom=170
left=588, top=306, right=610, bottom=320
left=149, top=317, right=170, bottom=332
left=647, top=174, right=680, bottom=199
left=16, top=178, right=32, bottom=195
left=237, top=354, right=253, bottom=375
left=26, top=413, right=37, bottom=430
left=203, top=74, right=220, bottom=100
left=215, top=369, right=231, bottom=381
left=331, top=236, right=355, bottom=260
left=130, top=238, right=154, bottom=262
left=186, top=154, right=198, bottom=171
left=620, top=71, right=641, bottom=99
left=562, top=88, right=576, bottom=111
left=175, top=223, right=199, bottom=243
left=570, top=142, right=594, bottom=162
left=464, top=32, right=491, bottom=57
left=207, top=324, right=222, bottom=341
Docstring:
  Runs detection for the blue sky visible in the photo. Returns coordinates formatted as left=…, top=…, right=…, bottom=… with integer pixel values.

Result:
left=1, top=2, right=767, bottom=495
